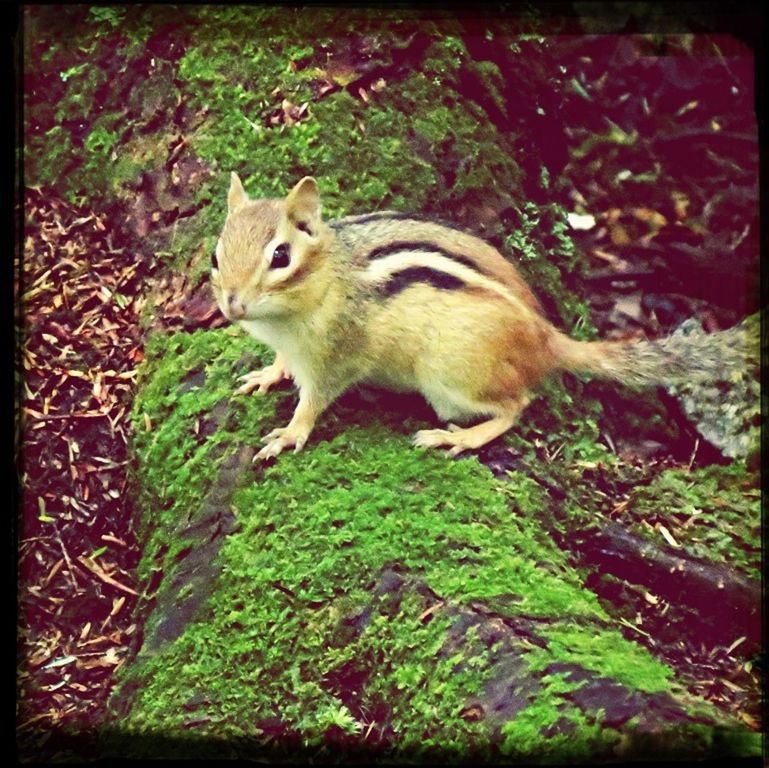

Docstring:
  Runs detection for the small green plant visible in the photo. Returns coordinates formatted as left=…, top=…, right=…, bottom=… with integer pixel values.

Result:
left=88, top=6, right=127, bottom=28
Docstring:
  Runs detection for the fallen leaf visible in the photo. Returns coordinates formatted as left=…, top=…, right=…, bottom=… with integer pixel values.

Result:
left=76, top=556, right=138, bottom=596
left=725, top=636, right=747, bottom=655
left=110, top=596, right=126, bottom=617
left=567, top=212, right=596, bottom=230
left=42, top=655, right=78, bottom=670
left=739, top=711, right=759, bottom=729
left=658, top=524, right=682, bottom=549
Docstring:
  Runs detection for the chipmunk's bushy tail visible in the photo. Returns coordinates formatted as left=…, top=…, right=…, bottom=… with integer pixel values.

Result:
left=551, top=318, right=758, bottom=387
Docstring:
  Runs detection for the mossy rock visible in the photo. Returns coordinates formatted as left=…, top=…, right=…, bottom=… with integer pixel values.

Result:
left=105, top=328, right=758, bottom=762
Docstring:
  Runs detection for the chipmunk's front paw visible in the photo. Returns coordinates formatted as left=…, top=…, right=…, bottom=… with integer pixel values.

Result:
left=235, top=364, right=287, bottom=396
left=412, top=425, right=468, bottom=457
left=254, top=426, right=310, bottom=461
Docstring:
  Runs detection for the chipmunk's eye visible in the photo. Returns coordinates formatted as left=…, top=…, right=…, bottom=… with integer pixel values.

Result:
left=296, top=221, right=313, bottom=236
left=270, top=243, right=291, bottom=269
left=211, top=249, right=219, bottom=270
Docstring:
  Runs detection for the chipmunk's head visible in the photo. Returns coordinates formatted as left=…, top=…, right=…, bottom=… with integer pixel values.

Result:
left=211, top=173, right=331, bottom=322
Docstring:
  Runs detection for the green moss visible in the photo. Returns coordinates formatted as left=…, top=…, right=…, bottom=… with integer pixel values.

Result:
left=25, top=6, right=188, bottom=200
left=132, top=328, right=606, bottom=620
left=86, top=6, right=127, bottom=30
left=533, top=624, right=672, bottom=694
left=29, top=126, right=77, bottom=190
left=468, top=60, right=508, bottom=119
left=226, top=431, right=600, bottom=620
left=506, top=201, right=594, bottom=334
left=170, top=7, right=524, bottom=221
left=129, top=328, right=271, bottom=581
left=157, top=202, right=222, bottom=278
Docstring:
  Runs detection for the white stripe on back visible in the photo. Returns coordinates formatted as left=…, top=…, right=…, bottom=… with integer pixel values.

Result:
left=363, top=249, right=533, bottom=314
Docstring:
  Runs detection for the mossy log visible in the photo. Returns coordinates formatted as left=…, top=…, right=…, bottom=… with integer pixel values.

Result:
left=105, top=330, right=759, bottom=762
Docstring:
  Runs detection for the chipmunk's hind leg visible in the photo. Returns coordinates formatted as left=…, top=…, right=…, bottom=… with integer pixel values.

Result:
left=413, top=397, right=529, bottom=457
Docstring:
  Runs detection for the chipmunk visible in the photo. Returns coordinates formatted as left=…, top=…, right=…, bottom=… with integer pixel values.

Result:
left=211, top=173, right=753, bottom=462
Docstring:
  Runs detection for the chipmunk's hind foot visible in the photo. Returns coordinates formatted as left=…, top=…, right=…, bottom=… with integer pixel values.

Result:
left=413, top=399, right=528, bottom=457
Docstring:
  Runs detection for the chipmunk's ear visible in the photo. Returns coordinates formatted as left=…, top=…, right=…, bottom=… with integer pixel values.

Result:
left=285, top=177, right=321, bottom=227
left=227, top=172, right=249, bottom=214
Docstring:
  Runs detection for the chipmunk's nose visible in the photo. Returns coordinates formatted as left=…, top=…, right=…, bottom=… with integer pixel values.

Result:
left=227, top=293, right=247, bottom=319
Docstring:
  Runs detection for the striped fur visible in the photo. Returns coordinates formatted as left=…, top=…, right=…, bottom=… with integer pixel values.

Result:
left=362, top=247, right=538, bottom=317
left=331, top=212, right=543, bottom=314
left=366, top=240, right=492, bottom=277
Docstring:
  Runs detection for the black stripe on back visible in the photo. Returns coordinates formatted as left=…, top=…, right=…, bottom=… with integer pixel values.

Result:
left=366, top=241, right=487, bottom=276
left=376, top=266, right=465, bottom=298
